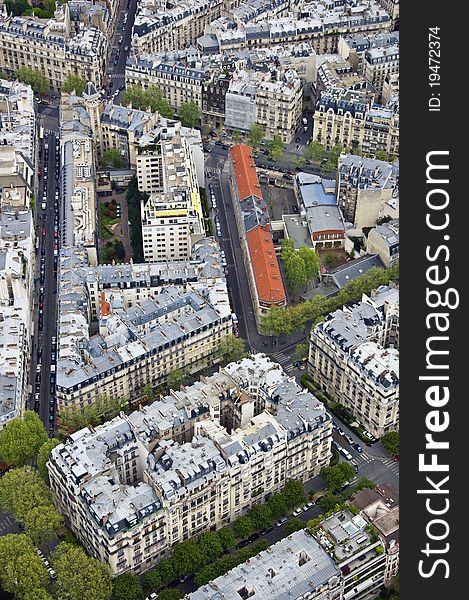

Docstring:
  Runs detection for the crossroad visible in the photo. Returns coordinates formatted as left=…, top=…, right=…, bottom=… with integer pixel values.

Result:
left=350, top=452, right=400, bottom=478
left=270, top=351, right=295, bottom=373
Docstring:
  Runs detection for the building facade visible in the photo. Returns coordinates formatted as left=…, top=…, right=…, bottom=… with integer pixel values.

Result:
left=55, top=239, right=232, bottom=413
left=137, top=123, right=205, bottom=263
left=0, top=6, right=106, bottom=92
left=309, top=286, right=399, bottom=437
left=48, top=354, right=332, bottom=574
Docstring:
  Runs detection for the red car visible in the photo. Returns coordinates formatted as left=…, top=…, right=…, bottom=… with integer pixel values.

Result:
left=392, top=455, right=400, bottom=462
left=54, top=231, right=58, bottom=238
left=41, top=228, right=46, bottom=236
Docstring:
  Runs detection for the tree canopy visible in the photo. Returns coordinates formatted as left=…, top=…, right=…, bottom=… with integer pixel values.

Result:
left=0, top=534, right=49, bottom=597
left=37, top=438, right=61, bottom=483
left=0, top=410, right=48, bottom=466
left=216, top=334, right=246, bottom=365
left=167, top=368, right=191, bottom=391
left=0, top=466, right=51, bottom=522
left=261, top=263, right=399, bottom=336
left=121, top=85, right=173, bottom=118
left=178, top=101, right=201, bottom=128
left=246, top=123, right=265, bottom=149
left=51, top=543, right=112, bottom=600
left=62, top=74, right=87, bottom=96
left=268, top=135, right=284, bottom=161
left=320, top=463, right=356, bottom=492
left=14, top=68, right=49, bottom=94
left=112, top=572, right=143, bottom=600
left=100, top=148, right=123, bottom=168
left=380, top=431, right=399, bottom=455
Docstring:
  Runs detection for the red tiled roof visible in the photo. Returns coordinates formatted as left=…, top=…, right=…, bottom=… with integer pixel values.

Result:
left=230, top=144, right=262, bottom=202
left=101, top=291, right=110, bottom=317
left=246, top=226, right=286, bottom=306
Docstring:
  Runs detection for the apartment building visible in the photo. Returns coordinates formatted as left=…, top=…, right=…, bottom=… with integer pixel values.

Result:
left=189, top=507, right=395, bottom=600
left=202, top=1, right=391, bottom=55
left=336, top=154, right=399, bottom=229
left=137, top=122, right=205, bottom=262
left=64, top=82, right=160, bottom=169
left=225, top=67, right=302, bottom=143
left=363, top=45, right=399, bottom=102
left=0, top=79, right=36, bottom=428
left=188, top=529, right=344, bottom=600
left=229, top=145, right=286, bottom=325
left=125, top=56, right=205, bottom=111
left=366, top=218, right=399, bottom=267
left=312, top=87, right=399, bottom=158
left=48, top=353, right=332, bottom=574
left=132, top=0, right=226, bottom=55
left=337, top=31, right=399, bottom=74
left=0, top=5, right=106, bottom=92
left=60, top=96, right=98, bottom=267
left=0, top=79, right=37, bottom=205
left=309, top=285, right=399, bottom=437
left=316, top=510, right=388, bottom=600
left=55, top=238, right=231, bottom=412
left=352, top=484, right=399, bottom=583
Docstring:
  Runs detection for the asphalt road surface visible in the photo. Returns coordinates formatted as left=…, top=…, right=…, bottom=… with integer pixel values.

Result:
left=28, top=132, right=60, bottom=436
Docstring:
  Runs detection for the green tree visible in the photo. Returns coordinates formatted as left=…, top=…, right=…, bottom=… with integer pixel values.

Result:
left=248, top=504, right=272, bottom=530
left=234, top=516, right=253, bottom=539
left=281, top=238, right=295, bottom=262
left=232, top=130, right=240, bottom=143
left=51, top=543, right=112, bottom=600
left=282, top=479, right=307, bottom=509
left=217, top=334, right=246, bottom=365
left=284, top=252, right=307, bottom=295
left=197, top=531, right=224, bottom=564
left=171, top=540, right=204, bottom=576
left=318, top=493, right=345, bottom=513
left=157, top=559, right=176, bottom=584
left=266, top=493, right=287, bottom=520
left=217, top=527, right=236, bottom=551
left=0, top=534, right=49, bottom=597
left=375, top=150, right=393, bottom=162
left=194, top=564, right=221, bottom=587
left=294, top=341, right=310, bottom=362
left=112, top=573, right=143, bottom=600
left=122, top=85, right=173, bottom=118
left=247, top=123, right=265, bottom=149
left=167, top=368, right=190, bottom=391
left=298, top=247, right=320, bottom=282
left=37, top=438, right=61, bottom=483
left=0, top=466, right=51, bottom=522
left=23, top=504, right=64, bottom=548
left=14, top=68, right=49, bottom=94
left=261, top=306, right=293, bottom=337
left=23, top=590, right=53, bottom=600
left=62, top=74, right=87, bottom=95
left=320, top=463, right=356, bottom=492
left=142, top=569, right=162, bottom=593
left=305, top=141, right=325, bottom=164
left=100, top=148, right=123, bottom=168
left=268, top=135, right=284, bottom=161
left=157, top=591, right=182, bottom=600
left=292, top=154, right=306, bottom=169
left=285, top=518, right=304, bottom=535
left=380, top=431, right=399, bottom=455
left=0, top=410, right=48, bottom=466
left=178, top=101, right=201, bottom=128
left=5, top=0, right=30, bottom=17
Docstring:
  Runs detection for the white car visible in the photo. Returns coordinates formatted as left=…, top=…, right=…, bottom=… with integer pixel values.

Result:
left=340, top=448, right=353, bottom=460
left=292, top=508, right=303, bottom=517
left=345, top=434, right=354, bottom=445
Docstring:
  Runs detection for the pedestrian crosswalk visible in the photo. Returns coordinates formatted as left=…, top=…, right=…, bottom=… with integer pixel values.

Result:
left=271, top=351, right=294, bottom=373
left=351, top=453, right=400, bottom=478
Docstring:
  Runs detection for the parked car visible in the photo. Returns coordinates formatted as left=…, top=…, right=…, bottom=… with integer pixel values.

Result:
left=260, top=526, right=274, bottom=535
left=276, top=517, right=287, bottom=527
left=353, top=443, right=363, bottom=453
left=292, top=508, right=303, bottom=517
left=345, top=434, right=354, bottom=445
left=337, top=428, right=345, bottom=436
left=236, top=539, right=250, bottom=549
left=248, top=532, right=260, bottom=543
